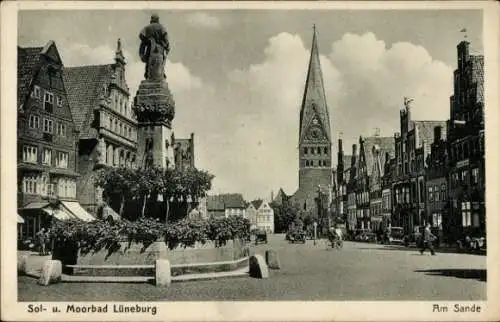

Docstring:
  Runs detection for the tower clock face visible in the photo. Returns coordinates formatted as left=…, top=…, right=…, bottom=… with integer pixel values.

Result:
left=307, top=126, right=322, bottom=140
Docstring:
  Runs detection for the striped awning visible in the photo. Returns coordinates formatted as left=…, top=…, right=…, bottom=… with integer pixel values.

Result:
left=17, top=213, right=25, bottom=224
left=61, top=201, right=95, bottom=222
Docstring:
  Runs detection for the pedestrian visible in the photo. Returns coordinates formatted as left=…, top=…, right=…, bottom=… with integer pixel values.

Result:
left=36, top=228, right=46, bottom=256
left=44, top=228, right=52, bottom=256
left=420, top=223, right=436, bottom=256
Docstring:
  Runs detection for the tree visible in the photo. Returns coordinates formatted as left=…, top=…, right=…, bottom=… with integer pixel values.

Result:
left=270, top=201, right=299, bottom=233
left=96, top=166, right=214, bottom=222
left=95, top=166, right=138, bottom=217
left=157, top=167, right=214, bottom=223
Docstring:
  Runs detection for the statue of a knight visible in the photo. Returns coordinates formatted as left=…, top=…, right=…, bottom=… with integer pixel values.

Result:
left=139, top=14, right=170, bottom=80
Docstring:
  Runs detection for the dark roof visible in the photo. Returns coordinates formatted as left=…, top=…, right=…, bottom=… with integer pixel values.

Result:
left=413, top=121, right=447, bottom=153
left=250, top=199, right=264, bottom=209
left=63, top=64, right=114, bottom=138
left=361, top=136, right=395, bottom=177
left=207, top=194, right=246, bottom=210
left=206, top=196, right=225, bottom=211
left=17, top=46, right=43, bottom=108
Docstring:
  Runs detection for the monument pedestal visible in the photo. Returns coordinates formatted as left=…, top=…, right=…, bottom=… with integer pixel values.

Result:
left=134, top=79, right=176, bottom=169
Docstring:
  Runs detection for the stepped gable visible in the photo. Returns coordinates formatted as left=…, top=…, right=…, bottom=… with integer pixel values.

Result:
left=63, top=64, right=114, bottom=139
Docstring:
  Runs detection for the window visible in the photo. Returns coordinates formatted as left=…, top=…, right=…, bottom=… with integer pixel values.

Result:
left=472, top=213, right=480, bottom=228
left=317, top=147, right=321, bottom=154
left=23, top=145, right=38, bottom=163
left=43, top=119, right=53, bottom=133
left=56, top=96, right=63, bottom=107
left=57, top=123, right=66, bottom=137
left=461, top=170, right=468, bottom=183
left=404, top=187, right=410, bottom=203
left=29, top=115, right=39, bottom=129
left=42, top=148, right=52, bottom=165
left=128, top=127, right=132, bottom=138
left=55, top=151, right=68, bottom=168
left=114, top=120, right=118, bottom=132
left=472, top=168, right=479, bottom=184
left=44, top=92, right=54, bottom=113
left=31, top=85, right=42, bottom=99
left=432, top=213, right=442, bottom=228
left=39, top=176, right=47, bottom=196
left=119, top=123, right=123, bottom=135
left=434, top=186, right=440, bottom=202
left=461, top=202, right=471, bottom=227
left=22, top=175, right=39, bottom=194
left=324, top=147, right=328, bottom=154
left=441, top=184, right=446, bottom=201
left=304, top=147, right=308, bottom=155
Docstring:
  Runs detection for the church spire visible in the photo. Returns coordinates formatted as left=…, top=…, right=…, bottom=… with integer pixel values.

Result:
left=299, top=25, right=331, bottom=144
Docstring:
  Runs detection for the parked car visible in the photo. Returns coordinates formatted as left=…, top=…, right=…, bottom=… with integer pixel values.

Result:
left=386, top=227, right=405, bottom=245
left=255, top=229, right=268, bottom=244
left=351, top=228, right=370, bottom=241
left=358, top=231, right=377, bottom=243
left=456, top=236, right=486, bottom=253
left=288, top=229, right=306, bottom=244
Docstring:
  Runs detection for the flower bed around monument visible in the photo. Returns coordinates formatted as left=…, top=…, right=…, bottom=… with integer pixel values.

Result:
left=50, top=216, right=251, bottom=275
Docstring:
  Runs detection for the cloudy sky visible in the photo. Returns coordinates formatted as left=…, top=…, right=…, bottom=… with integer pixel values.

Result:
left=18, top=9, right=483, bottom=200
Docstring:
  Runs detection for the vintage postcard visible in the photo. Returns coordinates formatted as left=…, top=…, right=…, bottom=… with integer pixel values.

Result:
left=1, top=1, right=499, bottom=321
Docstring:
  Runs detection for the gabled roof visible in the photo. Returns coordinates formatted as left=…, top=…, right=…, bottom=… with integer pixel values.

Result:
left=207, top=194, right=246, bottom=210
left=63, top=64, right=114, bottom=139
left=413, top=121, right=447, bottom=152
left=17, top=46, right=43, bottom=108
left=299, top=26, right=331, bottom=143
left=250, top=199, right=264, bottom=210
left=360, top=136, right=395, bottom=177
left=207, top=196, right=225, bottom=211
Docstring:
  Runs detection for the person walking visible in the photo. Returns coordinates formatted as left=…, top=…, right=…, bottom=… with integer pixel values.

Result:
left=420, top=223, right=436, bottom=255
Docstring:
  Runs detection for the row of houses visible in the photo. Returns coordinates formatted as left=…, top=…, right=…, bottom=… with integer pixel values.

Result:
left=17, top=40, right=195, bottom=240
left=329, top=40, right=485, bottom=243
left=190, top=194, right=275, bottom=233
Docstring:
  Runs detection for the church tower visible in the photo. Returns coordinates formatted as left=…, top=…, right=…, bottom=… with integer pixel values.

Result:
left=294, top=26, right=332, bottom=212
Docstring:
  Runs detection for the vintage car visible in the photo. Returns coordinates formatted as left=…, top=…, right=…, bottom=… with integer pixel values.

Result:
left=254, top=229, right=268, bottom=244
left=357, top=231, right=378, bottom=243
left=386, top=227, right=405, bottom=245
left=288, top=229, right=306, bottom=244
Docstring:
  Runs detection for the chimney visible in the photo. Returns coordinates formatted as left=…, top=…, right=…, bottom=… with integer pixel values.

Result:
left=433, top=126, right=442, bottom=143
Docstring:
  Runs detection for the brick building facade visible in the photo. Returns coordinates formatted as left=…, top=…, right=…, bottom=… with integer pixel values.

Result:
left=446, top=40, right=485, bottom=240
left=63, top=39, right=138, bottom=214
left=17, top=41, right=89, bottom=239
left=291, top=27, right=332, bottom=221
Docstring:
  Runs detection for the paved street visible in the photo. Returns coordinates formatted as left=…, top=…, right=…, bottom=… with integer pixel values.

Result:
left=18, top=234, right=486, bottom=301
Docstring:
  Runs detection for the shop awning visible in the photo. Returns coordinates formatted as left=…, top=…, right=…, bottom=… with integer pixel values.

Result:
left=17, top=213, right=25, bottom=224
left=22, top=202, right=49, bottom=210
left=42, top=207, right=76, bottom=221
left=61, top=201, right=95, bottom=222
